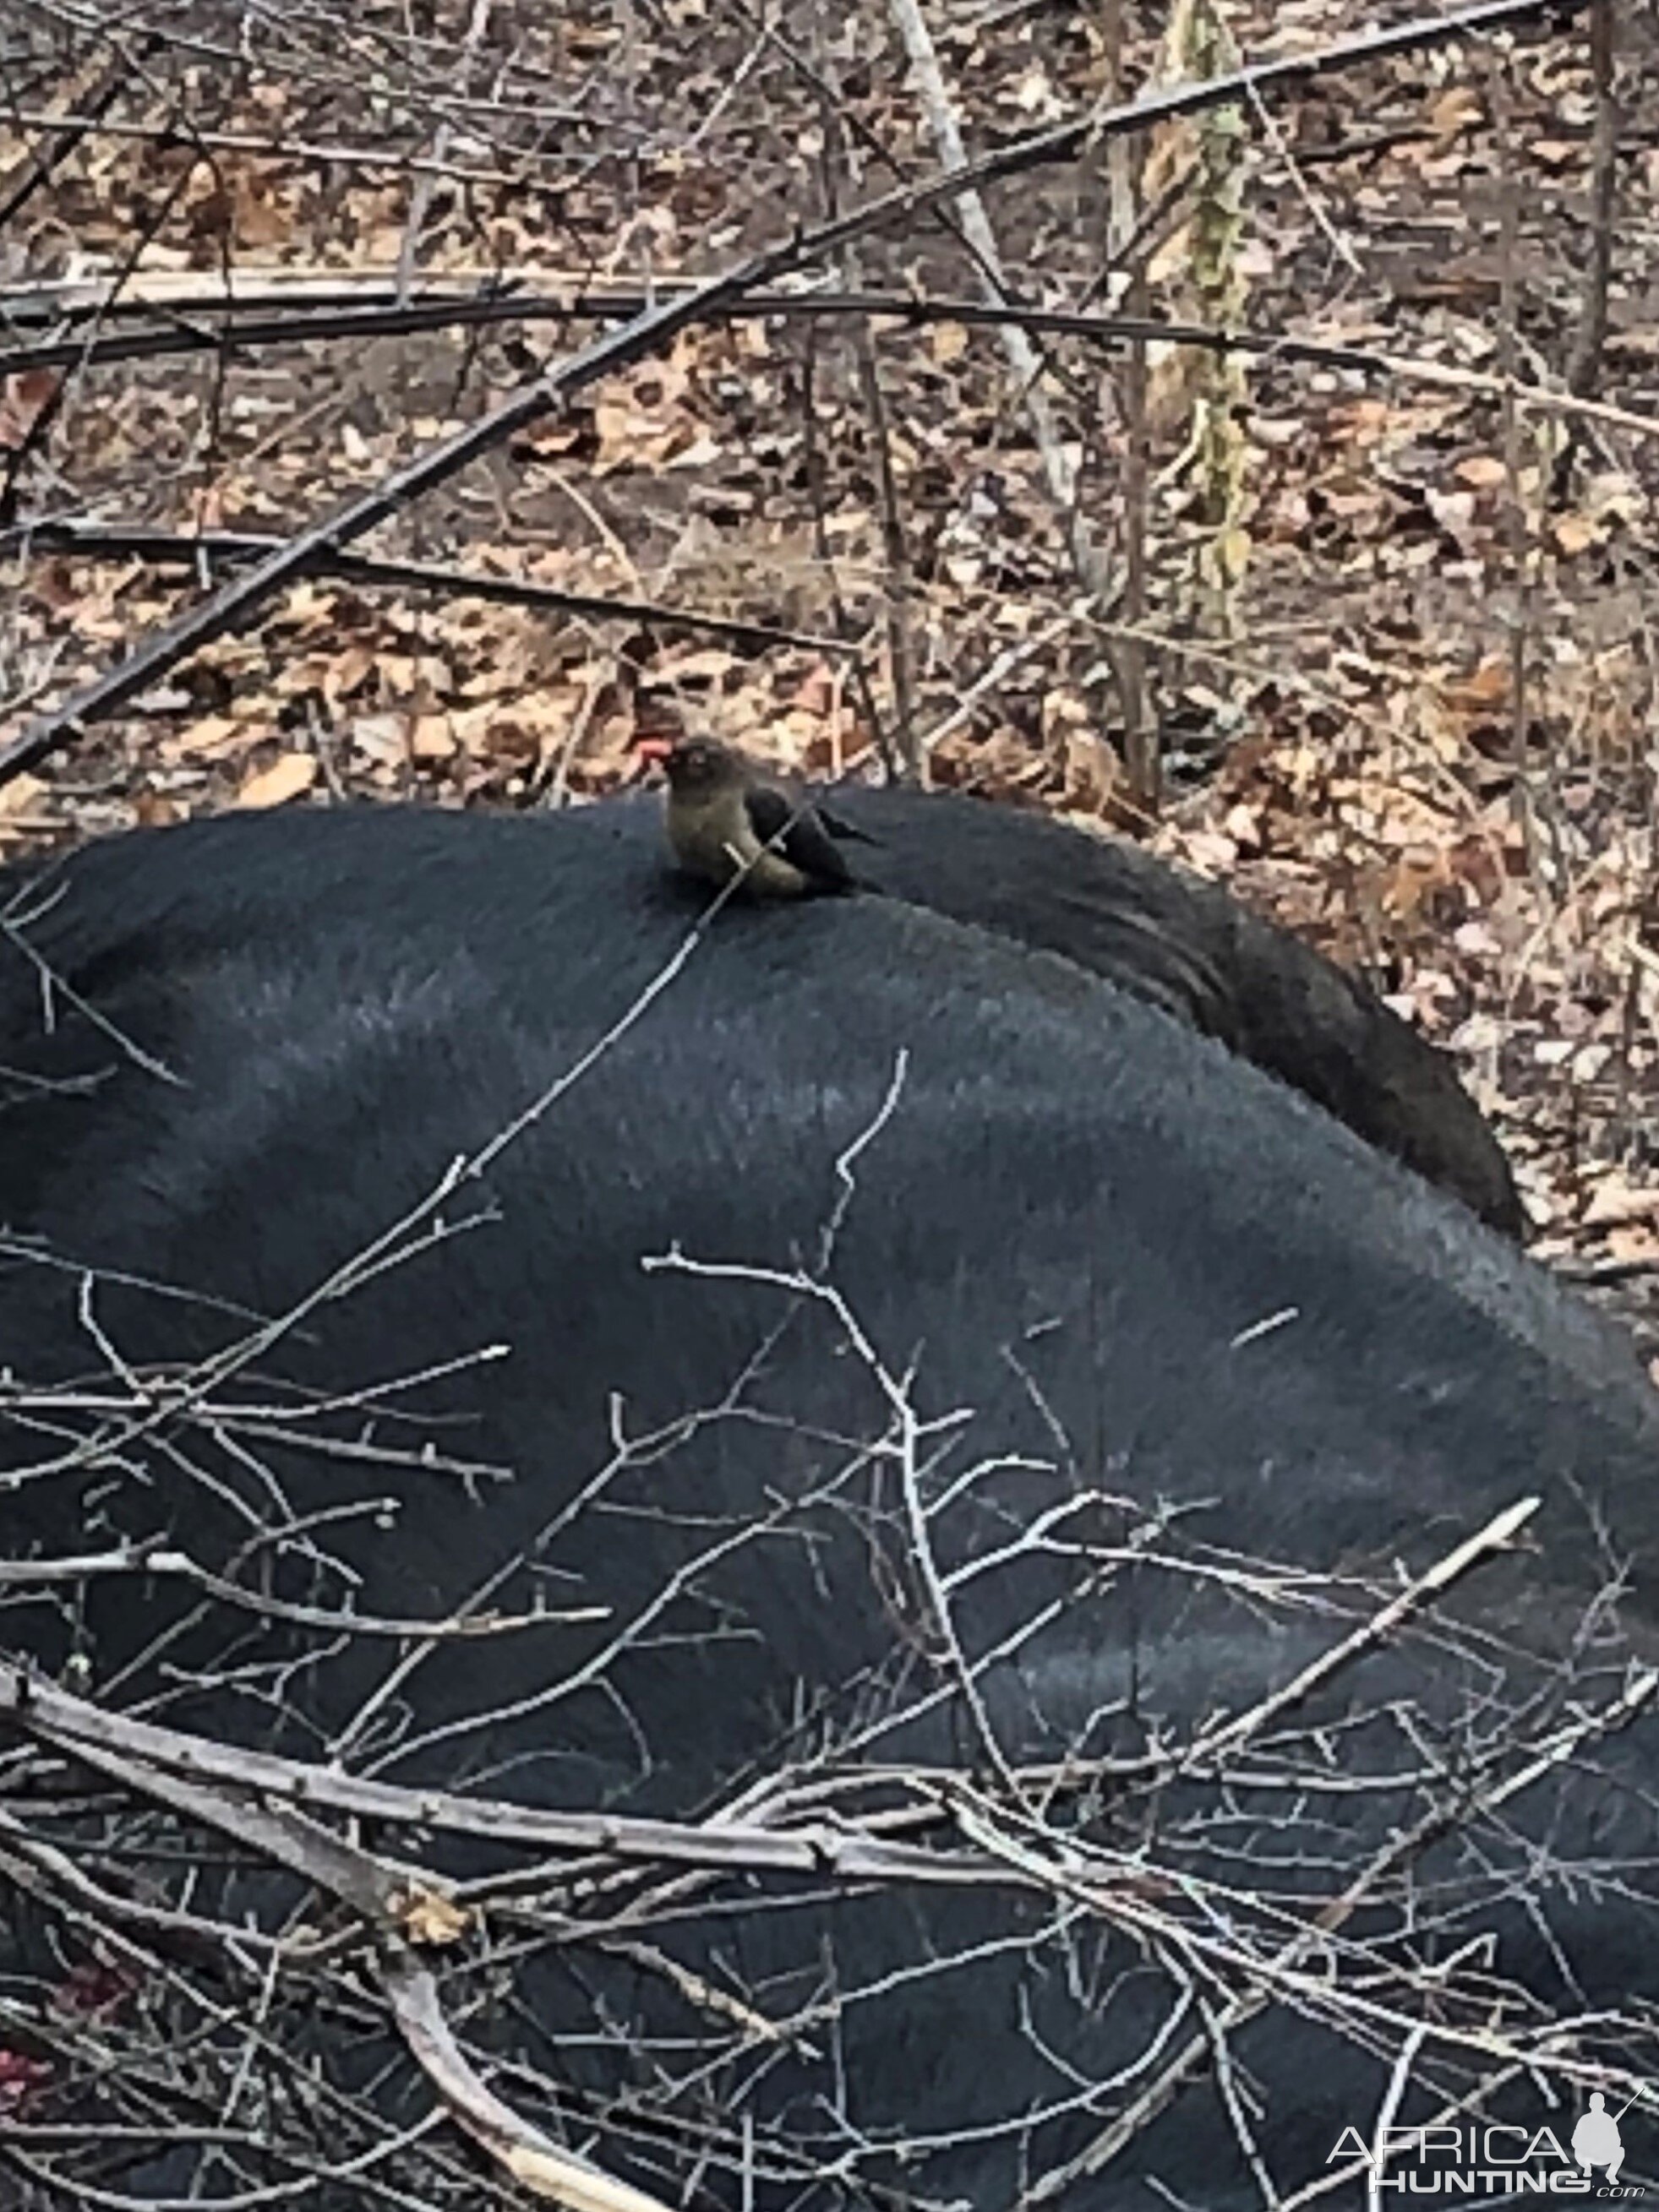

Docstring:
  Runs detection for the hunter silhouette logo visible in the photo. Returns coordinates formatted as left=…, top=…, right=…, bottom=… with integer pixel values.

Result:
left=1574, top=2096, right=1625, bottom=2186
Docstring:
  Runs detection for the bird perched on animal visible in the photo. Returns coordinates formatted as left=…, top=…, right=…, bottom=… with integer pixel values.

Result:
left=638, top=736, right=869, bottom=898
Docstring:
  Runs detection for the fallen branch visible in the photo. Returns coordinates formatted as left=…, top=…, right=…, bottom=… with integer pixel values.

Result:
left=1180, top=1493, right=1541, bottom=1773
left=884, top=0, right=1112, bottom=606
left=1018, top=1658, right=1659, bottom=2204
left=0, top=1657, right=995, bottom=1885
left=381, top=1948, right=675, bottom=2212
left=14, top=522, right=855, bottom=658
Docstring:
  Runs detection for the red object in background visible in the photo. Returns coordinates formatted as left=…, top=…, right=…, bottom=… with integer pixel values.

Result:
left=57, top=1958, right=134, bottom=2018
left=0, top=2047, right=52, bottom=2113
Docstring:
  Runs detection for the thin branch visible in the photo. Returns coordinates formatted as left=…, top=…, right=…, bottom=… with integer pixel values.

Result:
left=1180, top=1496, right=1541, bottom=1774
left=6, top=287, right=1650, bottom=446
left=0, top=282, right=1520, bottom=384
left=14, top=522, right=854, bottom=658
left=1563, top=0, right=1617, bottom=399
left=0, top=108, right=597, bottom=189
left=0, top=1658, right=1001, bottom=1885
left=0, top=45, right=137, bottom=235
left=883, top=0, right=1113, bottom=607
left=1016, top=1662, right=1659, bottom=2204
left=0, top=260, right=822, bottom=781
left=0, top=1540, right=605, bottom=1639
left=380, top=1948, right=675, bottom=2212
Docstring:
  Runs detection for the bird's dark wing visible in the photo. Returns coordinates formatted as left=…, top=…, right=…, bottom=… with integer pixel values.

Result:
left=743, top=785, right=796, bottom=846
left=816, top=803, right=881, bottom=848
left=744, top=786, right=857, bottom=891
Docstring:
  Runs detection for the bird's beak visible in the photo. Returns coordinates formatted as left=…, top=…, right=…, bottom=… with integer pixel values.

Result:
left=633, top=737, right=674, bottom=782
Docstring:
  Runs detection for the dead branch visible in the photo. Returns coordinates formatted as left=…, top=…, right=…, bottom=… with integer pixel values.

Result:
left=884, top=0, right=1113, bottom=611
left=14, top=523, right=853, bottom=658
left=1179, top=1494, right=1541, bottom=1773
left=1563, top=0, right=1617, bottom=400
left=0, top=1659, right=997, bottom=1885
left=381, top=1948, right=675, bottom=2212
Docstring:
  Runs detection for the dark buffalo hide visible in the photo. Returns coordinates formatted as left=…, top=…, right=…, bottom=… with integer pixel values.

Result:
left=819, top=784, right=1523, bottom=1238
left=0, top=801, right=1651, bottom=2210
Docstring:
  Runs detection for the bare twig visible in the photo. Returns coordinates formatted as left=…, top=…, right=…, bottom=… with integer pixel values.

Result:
left=1564, top=0, right=1617, bottom=400
left=0, top=1541, right=604, bottom=1638
left=1017, top=1659, right=1659, bottom=2204
left=16, top=521, right=853, bottom=657
left=884, top=0, right=1114, bottom=610
left=0, top=1658, right=1000, bottom=1885
left=381, top=1949, right=674, bottom=2212
left=1180, top=1496, right=1541, bottom=1773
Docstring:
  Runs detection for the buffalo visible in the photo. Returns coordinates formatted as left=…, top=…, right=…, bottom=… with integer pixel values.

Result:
left=0, top=797, right=1653, bottom=2209
left=820, top=784, right=1523, bottom=1237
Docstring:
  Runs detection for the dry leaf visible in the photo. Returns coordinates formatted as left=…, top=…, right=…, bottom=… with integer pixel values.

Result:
left=1428, top=87, right=1483, bottom=137
left=351, top=713, right=406, bottom=769
left=411, top=715, right=456, bottom=762
left=1550, top=513, right=1600, bottom=557
left=161, top=715, right=246, bottom=764
left=667, top=430, right=723, bottom=471
left=0, top=774, right=48, bottom=818
left=1427, top=487, right=1476, bottom=541
left=237, top=754, right=319, bottom=809
left=1440, top=660, right=1509, bottom=721
left=1060, top=733, right=1116, bottom=812
left=1582, top=1174, right=1659, bottom=1230
left=1454, top=455, right=1507, bottom=490
left=1183, top=829, right=1240, bottom=876
left=0, top=369, right=60, bottom=449
left=397, top=1887, right=473, bottom=1948
left=791, top=662, right=835, bottom=717
left=324, top=646, right=379, bottom=705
